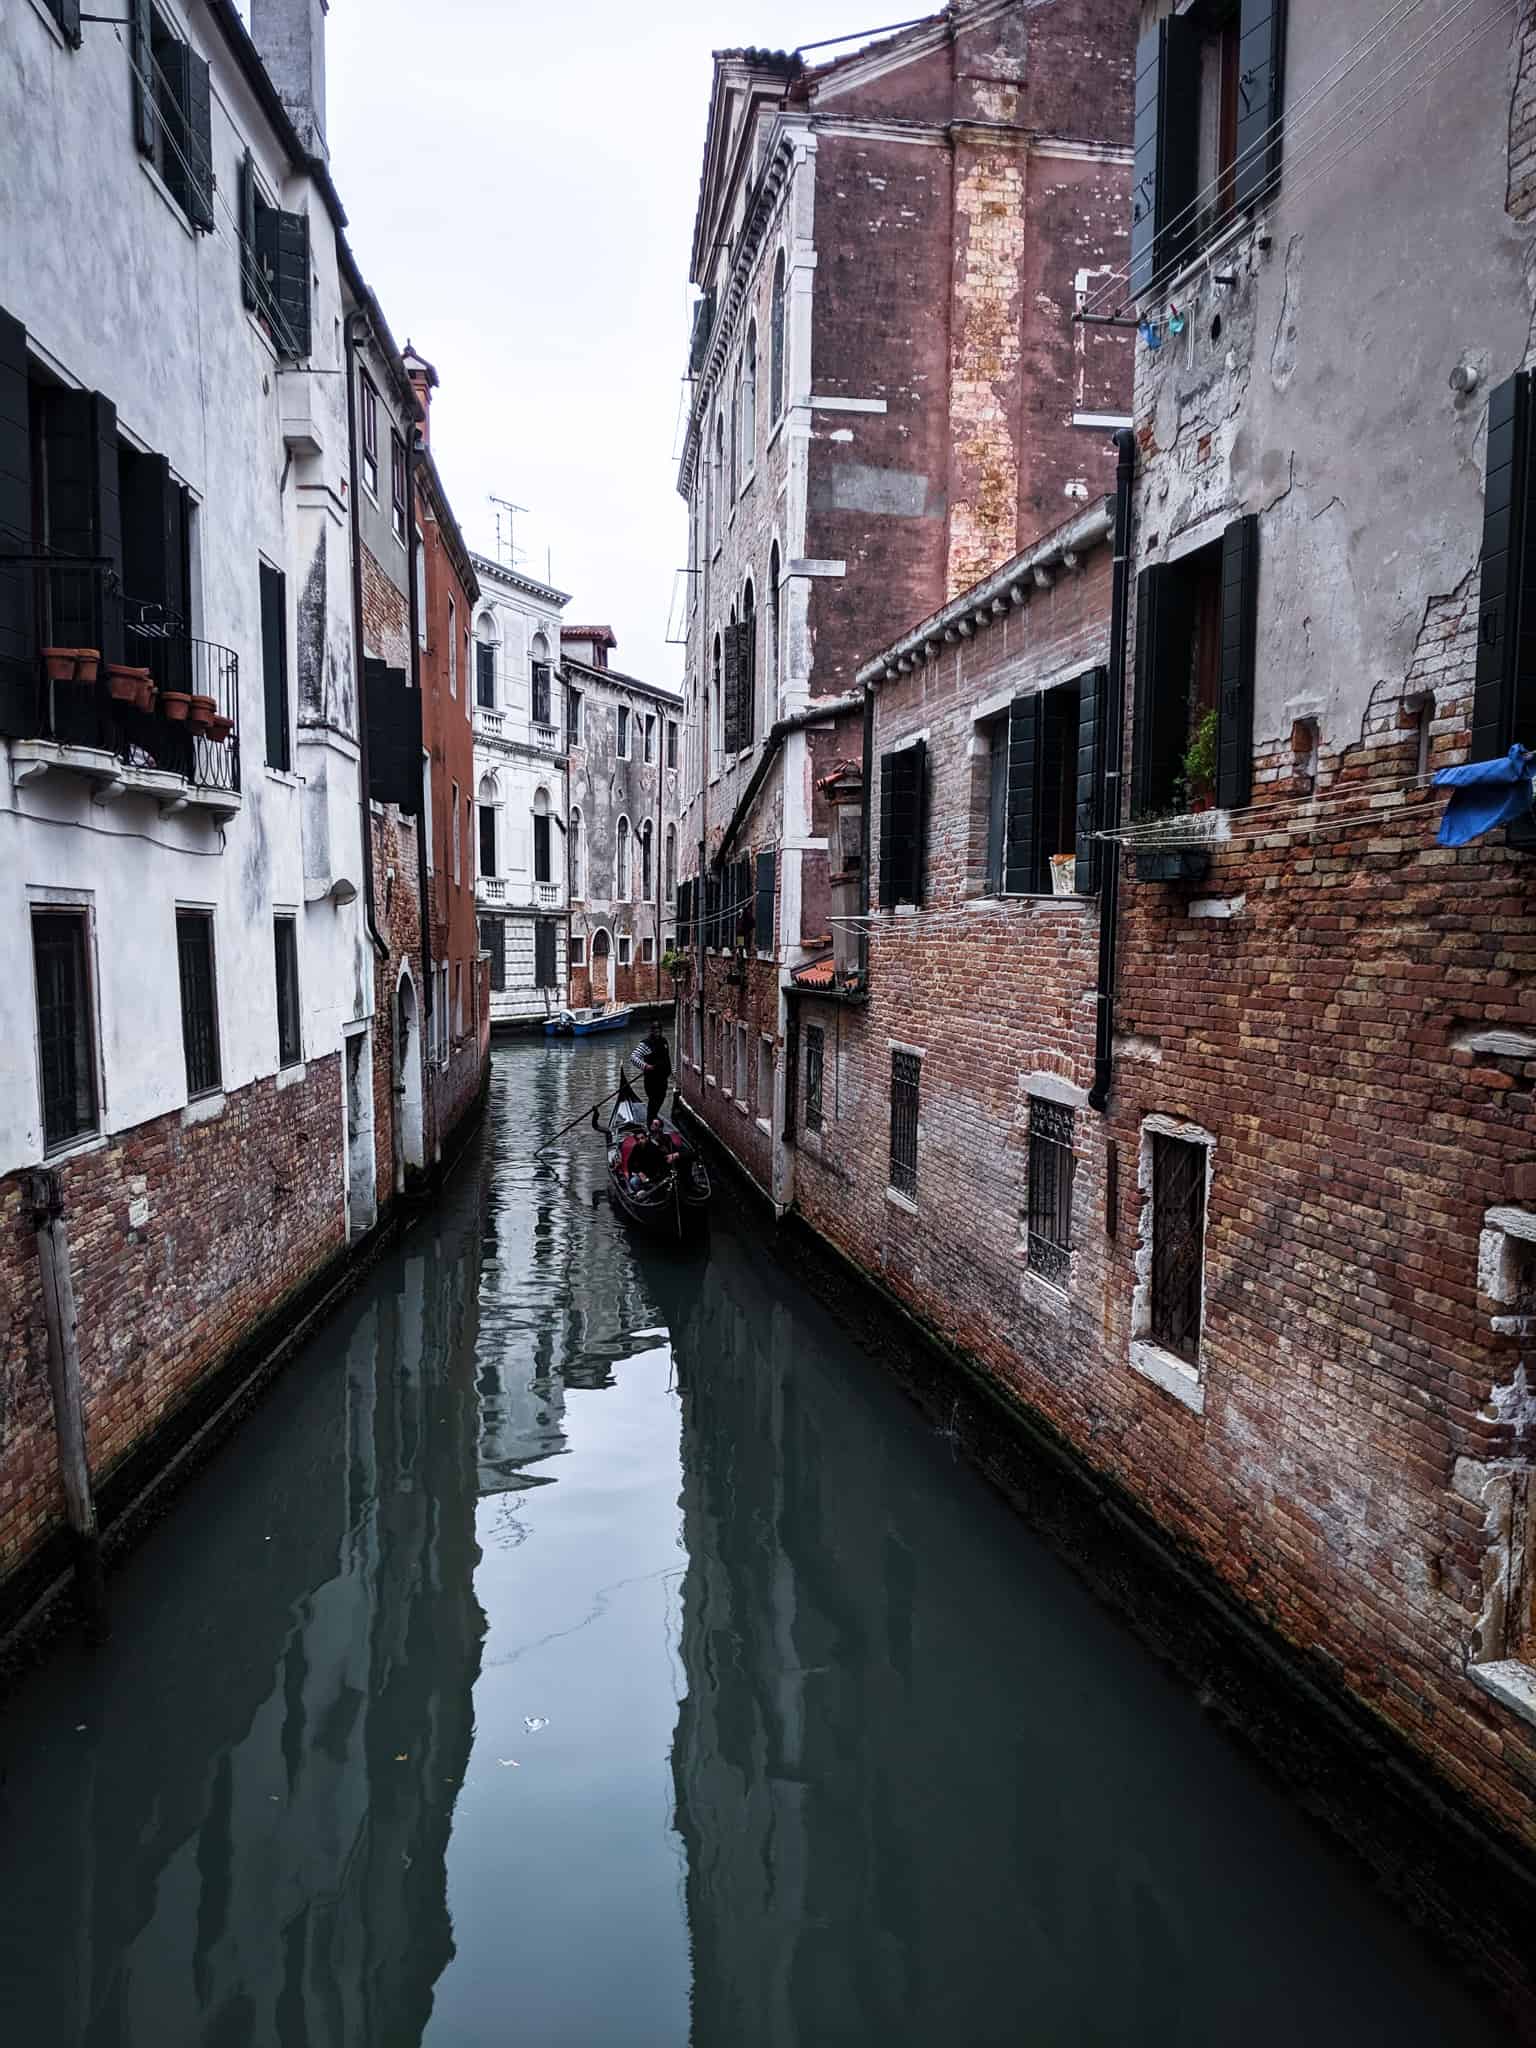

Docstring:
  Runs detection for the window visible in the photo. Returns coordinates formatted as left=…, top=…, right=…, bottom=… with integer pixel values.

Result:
left=1130, top=0, right=1284, bottom=295
left=480, top=915, right=506, bottom=991
left=259, top=561, right=289, bottom=772
left=988, top=674, right=1102, bottom=896
left=618, top=932, right=633, bottom=968
left=728, top=385, right=739, bottom=505
left=642, top=936, right=655, bottom=965
left=616, top=816, right=631, bottom=898
left=423, top=751, right=434, bottom=871
left=535, top=919, right=558, bottom=989
left=451, top=779, right=461, bottom=884
left=135, top=6, right=215, bottom=231
left=176, top=909, right=221, bottom=1098
left=448, top=595, right=458, bottom=698
left=274, top=916, right=301, bottom=1067
left=889, top=1049, right=920, bottom=1198
left=640, top=821, right=653, bottom=901
left=237, top=152, right=309, bottom=356
left=666, top=719, right=678, bottom=770
left=617, top=705, right=630, bottom=758
left=1472, top=373, right=1536, bottom=801
left=452, top=962, right=463, bottom=1039
left=768, top=543, right=782, bottom=710
left=741, top=322, right=758, bottom=479
left=665, top=824, right=677, bottom=903
left=390, top=432, right=408, bottom=543
left=359, top=375, right=380, bottom=498
left=1140, top=1128, right=1210, bottom=1374
left=568, top=688, right=583, bottom=746
left=732, top=1022, right=747, bottom=1104
left=532, top=660, right=551, bottom=727
left=643, top=714, right=655, bottom=765
left=804, top=1025, right=825, bottom=1132
left=879, top=743, right=927, bottom=909
left=723, top=608, right=755, bottom=755
left=533, top=789, right=552, bottom=884
left=754, top=850, right=775, bottom=957
left=478, top=775, right=498, bottom=876
left=710, top=415, right=724, bottom=549
left=32, top=909, right=98, bottom=1151
left=570, top=935, right=586, bottom=967
left=475, top=616, right=496, bottom=707
left=757, top=1034, right=773, bottom=1119
left=770, top=251, right=787, bottom=422
left=570, top=807, right=584, bottom=897
left=1026, top=1099, right=1075, bottom=1285
left=1133, top=522, right=1256, bottom=818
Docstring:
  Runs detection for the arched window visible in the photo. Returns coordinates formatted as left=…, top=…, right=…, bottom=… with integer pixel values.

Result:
left=665, top=823, right=677, bottom=903
left=570, top=805, right=583, bottom=899
left=741, top=322, right=757, bottom=479
left=710, top=415, right=724, bottom=549
left=477, top=772, right=499, bottom=878
left=474, top=612, right=497, bottom=709
left=529, top=632, right=552, bottom=727
left=770, top=251, right=786, bottom=421
left=768, top=542, right=782, bottom=712
left=640, top=820, right=653, bottom=901
left=532, top=785, right=552, bottom=885
left=616, top=815, right=631, bottom=899
left=741, top=577, right=756, bottom=749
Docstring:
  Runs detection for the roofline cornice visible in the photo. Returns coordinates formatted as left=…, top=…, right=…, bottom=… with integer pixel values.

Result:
left=469, top=551, right=571, bottom=608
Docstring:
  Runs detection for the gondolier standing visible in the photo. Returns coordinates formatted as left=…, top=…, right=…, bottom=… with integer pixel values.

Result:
left=636, top=1022, right=672, bottom=1123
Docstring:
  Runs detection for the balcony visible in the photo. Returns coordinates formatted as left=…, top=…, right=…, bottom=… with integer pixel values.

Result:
left=532, top=722, right=560, bottom=752
left=1, top=559, right=240, bottom=816
left=480, top=876, right=507, bottom=903
left=535, top=881, right=560, bottom=907
left=475, top=705, right=505, bottom=743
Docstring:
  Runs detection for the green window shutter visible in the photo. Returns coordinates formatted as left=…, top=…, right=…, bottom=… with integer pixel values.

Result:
left=1130, top=564, right=1186, bottom=818
left=0, top=309, right=34, bottom=726
left=44, top=390, right=122, bottom=661
left=131, top=0, right=155, bottom=157
left=183, top=49, right=215, bottom=231
left=1472, top=372, right=1532, bottom=762
left=1217, top=515, right=1259, bottom=810
left=1130, top=21, right=1197, bottom=295
left=1004, top=693, right=1040, bottom=894
left=1234, top=0, right=1286, bottom=212
left=1075, top=665, right=1107, bottom=895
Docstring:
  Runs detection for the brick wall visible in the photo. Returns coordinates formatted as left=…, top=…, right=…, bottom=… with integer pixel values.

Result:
left=0, top=1058, right=345, bottom=1588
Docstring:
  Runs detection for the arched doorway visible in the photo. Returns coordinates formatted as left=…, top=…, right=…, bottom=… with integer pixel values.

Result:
left=394, top=968, right=425, bottom=1189
left=591, top=927, right=612, bottom=1003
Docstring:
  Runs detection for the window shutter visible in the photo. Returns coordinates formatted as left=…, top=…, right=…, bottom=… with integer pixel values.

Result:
left=263, top=210, right=311, bottom=360
left=131, top=0, right=155, bottom=156
left=239, top=150, right=259, bottom=310
left=0, top=309, right=33, bottom=723
left=722, top=621, right=741, bottom=754
left=183, top=49, right=215, bottom=231
left=1217, top=515, right=1259, bottom=810
left=1234, top=0, right=1286, bottom=212
left=879, top=743, right=924, bottom=907
left=783, top=1013, right=799, bottom=1145
left=55, top=0, right=82, bottom=42
left=755, top=850, right=776, bottom=955
left=46, top=390, right=122, bottom=660
left=1472, top=372, right=1534, bottom=762
left=1130, top=21, right=1197, bottom=296
left=1004, top=694, right=1041, bottom=894
left=741, top=614, right=756, bottom=745
left=1131, top=564, right=1185, bottom=818
left=260, top=562, right=288, bottom=770
left=535, top=920, right=557, bottom=988
left=364, top=659, right=421, bottom=812
left=1075, top=665, right=1107, bottom=894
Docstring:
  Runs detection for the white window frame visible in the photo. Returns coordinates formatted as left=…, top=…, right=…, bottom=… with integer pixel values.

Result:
left=1129, top=1114, right=1215, bottom=1415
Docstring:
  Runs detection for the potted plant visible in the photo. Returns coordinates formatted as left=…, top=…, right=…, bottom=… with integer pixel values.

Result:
left=107, top=663, right=152, bottom=704
left=1048, top=853, right=1076, bottom=896
left=1181, top=707, right=1219, bottom=813
left=661, top=947, right=686, bottom=978
left=134, top=674, right=157, bottom=713
left=74, top=648, right=100, bottom=684
left=160, top=689, right=192, bottom=722
left=207, top=713, right=233, bottom=743
left=189, top=693, right=217, bottom=734
left=44, top=647, right=92, bottom=683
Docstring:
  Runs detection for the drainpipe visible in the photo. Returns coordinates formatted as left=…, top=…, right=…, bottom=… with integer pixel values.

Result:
left=857, top=681, right=874, bottom=986
left=343, top=315, right=389, bottom=964
left=406, top=430, right=433, bottom=1037
left=1088, top=427, right=1138, bottom=1114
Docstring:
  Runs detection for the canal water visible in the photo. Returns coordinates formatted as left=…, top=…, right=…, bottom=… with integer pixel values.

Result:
left=0, top=1037, right=1505, bottom=2046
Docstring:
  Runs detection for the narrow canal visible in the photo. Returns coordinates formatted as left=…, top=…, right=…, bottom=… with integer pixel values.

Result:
left=0, top=1037, right=1506, bottom=2046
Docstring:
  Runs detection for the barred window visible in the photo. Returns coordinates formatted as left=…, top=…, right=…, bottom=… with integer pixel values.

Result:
left=805, top=1025, right=824, bottom=1132
left=889, top=1049, right=920, bottom=1197
left=177, top=909, right=221, bottom=1097
left=1026, top=1098, right=1075, bottom=1285
left=1151, top=1133, right=1208, bottom=1361
left=33, top=909, right=98, bottom=1151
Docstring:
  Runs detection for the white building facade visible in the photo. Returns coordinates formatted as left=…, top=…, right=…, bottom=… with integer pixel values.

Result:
left=469, top=554, right=571, bottom=1024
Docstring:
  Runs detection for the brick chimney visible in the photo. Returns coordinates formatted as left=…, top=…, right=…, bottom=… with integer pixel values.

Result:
left=402, top=344, right=438, bottom=447
left=250, top=0, right=329, bottom=160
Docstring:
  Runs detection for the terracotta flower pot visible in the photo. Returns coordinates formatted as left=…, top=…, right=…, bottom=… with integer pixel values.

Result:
left=134, top=676, right=157, bottom=714
left=44, top=647, right=88, bottom=684
left=207, top=714, right=233, bottom=743
left=160, top=690, right=192, bottom=723
left=74, top=649, right=101, bottom=684
left=189, top=693, right=217, bottom=734
left=107, top=663, right=152, bottom=703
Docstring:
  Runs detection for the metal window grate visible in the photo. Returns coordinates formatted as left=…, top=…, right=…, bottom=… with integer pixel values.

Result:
left=1151, top=1133, right=1207, bottom=1361
left=1026, top=1098, right=1075, bottom=1284
left=33, top=911, right=97, bottom=1149
left=274, top=916, right=301, bottom=1068
left=177, top=910, right=221, bottom=1097
left=805, top=1025, right=825, bottom=1132
left=889, top=1049, right=920, bottom=1196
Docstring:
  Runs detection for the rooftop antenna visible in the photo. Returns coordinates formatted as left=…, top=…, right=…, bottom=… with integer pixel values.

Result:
left=488, top=492, right=528, bottom=569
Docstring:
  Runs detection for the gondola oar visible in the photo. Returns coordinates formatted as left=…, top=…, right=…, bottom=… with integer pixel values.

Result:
left=535, top=1082, right=623, bottom=1156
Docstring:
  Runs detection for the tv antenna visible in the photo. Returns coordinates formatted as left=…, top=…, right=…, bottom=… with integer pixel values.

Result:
left=489, top=493, right=528, bottom=569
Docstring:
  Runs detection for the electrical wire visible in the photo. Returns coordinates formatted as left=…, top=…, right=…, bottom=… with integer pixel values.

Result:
left=3, top=802, right=228, bottom=855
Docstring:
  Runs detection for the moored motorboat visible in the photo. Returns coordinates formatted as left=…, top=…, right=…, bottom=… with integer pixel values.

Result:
left=545, top=1003, right=634, bottom=1037
left=597, top=1078, right=711, bottom=1240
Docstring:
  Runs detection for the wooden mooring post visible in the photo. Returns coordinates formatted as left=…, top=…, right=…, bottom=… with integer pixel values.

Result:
left=27, top=1168, right=108, bottom=1641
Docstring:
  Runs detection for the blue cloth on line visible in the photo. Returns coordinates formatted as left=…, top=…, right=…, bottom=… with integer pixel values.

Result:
left=1434, top=746, right=1535, bottom=846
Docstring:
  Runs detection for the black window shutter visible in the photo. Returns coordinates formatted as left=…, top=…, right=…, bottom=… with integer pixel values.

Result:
left=263, top=210, right=311, bottom=360
left=45, top=390, right=122, bottom=660
left=56, top=0, right=83, bottom=44
left=364, top=659, right=421, bottom=812
left=131, top=0, right=155, bottom=156
left=1075, top=665, right=1107, bottom=894
left=879, top=743, right=924, bottom=907
left=1234, top=0, right=1286, bottom=212
left=1217, top=515, right=1259, bottom=809
left=1131, top=564, right=1185, bottom=818
left=1130, top=23, right=1197, bottom=295
left=260, top=562, right=289, bottom=770
left=1129, top=26, right=1164, bottom=297
left=1004, top=694, right=1041, bottom=893
left=183, top=50, right=215, bottom=230
left=535, top=920, right=557, bottom=988
left=722, top=622, right=741, bottom=754
left=239, top=150, right=260, bottom=310
left=0, top=309, right=33, bottom=720
left=755, top=850, right=776, bottom=954
left=1472, top=372, right=1532, bottom=762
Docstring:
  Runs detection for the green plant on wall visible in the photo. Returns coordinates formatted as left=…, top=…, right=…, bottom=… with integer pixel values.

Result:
left=661, top=948, right=686, bottom=976
left=1181, top=707, right=1219, bottom=805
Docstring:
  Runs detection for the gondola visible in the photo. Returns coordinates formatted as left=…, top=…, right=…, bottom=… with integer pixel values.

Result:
left=595, top=1076, right=711, bottom=1241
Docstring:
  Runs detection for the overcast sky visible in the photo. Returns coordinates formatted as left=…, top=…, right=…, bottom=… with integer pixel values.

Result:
left=319, top=0, right=890, bottom=687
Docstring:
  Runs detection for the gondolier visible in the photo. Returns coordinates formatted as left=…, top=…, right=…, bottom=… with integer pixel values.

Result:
left=636, top=1022, right=672, bottom=1122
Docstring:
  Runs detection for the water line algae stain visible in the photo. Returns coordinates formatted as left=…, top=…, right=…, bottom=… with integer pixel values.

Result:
left=0, top=1035, right=1509, bottom=2046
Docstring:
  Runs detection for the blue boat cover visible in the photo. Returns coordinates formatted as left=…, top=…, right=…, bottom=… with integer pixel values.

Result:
left=1433, top=746, right=1535, bottom=846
